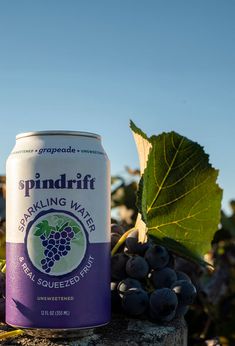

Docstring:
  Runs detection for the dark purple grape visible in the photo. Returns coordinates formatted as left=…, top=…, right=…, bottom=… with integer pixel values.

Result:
left=117, top=278, right=142, bottom=297
left=174, top=256, right=203, bottom=286
left=59, top=245, right=65, bottom=252
left=60, top=238, right=66, bottom=245
left=171, top=280, right=197, bottom=305
left=54, top=254, right=60, bottom=261
left=48, top=260, right=54, bottom=268
left=41, top=259, right=46, bottom=265
left=64, top=226, right=73, bottom=233
left=126, top=256, right=149, bottom=280
left=54, top=232, right=60, bottom=240
left=111, top=253, right=129, bottom=281
left=144, top=245, right=170, bottom=270
left=42, top=264, right=48, bottom=270
left=111, top=282, right=122, bottom=312
left=47, top=251, right=54, bottom=258
left=68, top=231, right=75, bottom=239
left=62, top=250, right=68, bottom=256
left=66, top=245, right=71, bottom=251
left=51, top=247, right=57, bottom=254
left=111, top=232, right=121, bottom=250
left=176, top=271, right=192, bottom=283
left=42, top=240, right=48, bottom=247
left=40, top=235, right=46, bottom=240
left=111, top=223, right=125, bottom=235
left=47, top=244, right=53, bottom=250
left=44, top=249, right=49, bottom=256
left=150, top=267, right=177, bottom=289
left=61, top=231, right=67, bottom=238
left=125, top=230, right=149, bottom=255
left=150, top=288, right=178, bottom=322
left=48, top=239, right=55, bottom=245
left=45, top=268, right=51, bottom=273
left=121, top=288, right=149, bottom=316
left=167, top=253, right=175, bottom=268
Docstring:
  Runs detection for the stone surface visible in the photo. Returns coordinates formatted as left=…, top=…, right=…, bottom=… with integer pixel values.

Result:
left=0, top=315, right=187, bottom=346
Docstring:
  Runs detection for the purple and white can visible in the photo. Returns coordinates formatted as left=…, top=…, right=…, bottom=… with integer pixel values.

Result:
left=6, top=131, right=110, bottom=336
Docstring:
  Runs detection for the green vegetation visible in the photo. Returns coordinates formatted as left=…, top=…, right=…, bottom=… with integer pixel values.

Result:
left=131, top=121, right=222, bottom=265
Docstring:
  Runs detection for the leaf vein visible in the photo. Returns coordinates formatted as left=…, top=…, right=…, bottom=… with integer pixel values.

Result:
left=147, top=136, right=185, bottom=213
left=162, top=160, right=203, bottom=189
left=149, top=174, right=211, bottom=210
left=148, top=205, right=211, bottom=231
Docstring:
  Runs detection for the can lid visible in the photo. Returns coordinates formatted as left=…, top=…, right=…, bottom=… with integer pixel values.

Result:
left=16, top=131, right=101, bottom=140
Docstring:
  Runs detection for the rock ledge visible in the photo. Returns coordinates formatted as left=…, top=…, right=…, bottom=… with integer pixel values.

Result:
left=0, top=315, right=187, bottom=346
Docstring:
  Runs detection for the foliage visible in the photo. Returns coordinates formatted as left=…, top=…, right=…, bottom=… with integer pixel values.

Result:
left=111, top=122, right=235, bottom=344
left=195, top=217, right=235, bottom=344
left=130, top=121, right=222, bottom=265
left=111, top=171, right=139, bottom=227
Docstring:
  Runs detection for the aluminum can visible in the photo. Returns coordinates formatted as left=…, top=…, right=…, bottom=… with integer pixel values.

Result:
left=6, top=131, right=110, bottom=337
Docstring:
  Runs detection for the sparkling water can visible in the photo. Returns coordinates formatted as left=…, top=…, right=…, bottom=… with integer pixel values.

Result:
left=6, top=131, right=110, bottom=337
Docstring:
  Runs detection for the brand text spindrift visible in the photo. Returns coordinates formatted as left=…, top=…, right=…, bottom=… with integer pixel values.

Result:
left=19, top=173, right=95, bottom=197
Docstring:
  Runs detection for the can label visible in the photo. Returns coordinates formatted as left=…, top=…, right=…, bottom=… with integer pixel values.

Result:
left=6, top=133, right=110, bottom=329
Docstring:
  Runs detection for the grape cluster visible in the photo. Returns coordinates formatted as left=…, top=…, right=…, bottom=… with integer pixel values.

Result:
left=40, top=226, right=75, bottom=273
left=111, top=224, right=197, bottom=321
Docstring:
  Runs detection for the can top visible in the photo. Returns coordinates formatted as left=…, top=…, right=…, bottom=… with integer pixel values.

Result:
left=16, top=131, right=101, bottom=140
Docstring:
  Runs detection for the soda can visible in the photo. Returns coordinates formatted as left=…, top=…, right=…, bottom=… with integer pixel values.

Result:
left=6, top=131, right=111, bottom=337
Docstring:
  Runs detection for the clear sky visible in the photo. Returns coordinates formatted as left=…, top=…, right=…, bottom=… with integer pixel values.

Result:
left=0, top=1, right=235, bottom=214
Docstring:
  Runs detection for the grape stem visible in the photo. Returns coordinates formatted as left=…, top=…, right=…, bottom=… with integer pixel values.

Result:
left=111, top=227, right=135, bottom=256
left=58, top=222, right=69, bottom=232
left=0, top=329, right=24, bottom=340
left=199, top=317, right=211, bottom=340
left=1, top=263, right=6, bottom=273
left=0, top=260, right=6, bottom=273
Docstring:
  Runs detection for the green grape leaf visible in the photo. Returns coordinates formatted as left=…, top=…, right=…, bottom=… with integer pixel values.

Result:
left=136, top=130, right=222, bottom=264
left=130, top=120, right=152, bottom=175
left=34, top=220, right=53, bottom=237
left=73, top=226, right=81, bottom=234
left=130, top=120, right=152, bottom=242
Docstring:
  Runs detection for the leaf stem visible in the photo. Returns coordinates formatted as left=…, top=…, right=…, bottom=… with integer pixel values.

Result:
left=111, top=227, right=135, bottom=256
left=1, top=263, right=6, bottom=273
left=0, top=260, right=6, bottom=272
left=58, top=222, right=69, bottom=232
left=0, top=329, right=24, bottom=340
left=199, top=317, right=211, bottom=339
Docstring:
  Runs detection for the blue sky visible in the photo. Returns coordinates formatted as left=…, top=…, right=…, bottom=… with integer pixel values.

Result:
left=0, top=1, right=235, bottom=214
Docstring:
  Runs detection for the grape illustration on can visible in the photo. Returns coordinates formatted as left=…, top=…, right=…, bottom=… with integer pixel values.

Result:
left=26, top=211, right=87, bottom=276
